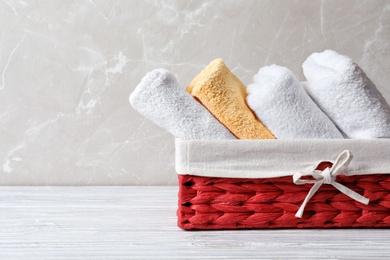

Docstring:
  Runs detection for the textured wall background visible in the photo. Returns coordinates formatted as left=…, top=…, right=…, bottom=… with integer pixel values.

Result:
left=0, top=0, right=389, bottom=185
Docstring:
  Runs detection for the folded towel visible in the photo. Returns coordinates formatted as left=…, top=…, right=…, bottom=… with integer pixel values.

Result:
left=187, top=58, right=275, bottom=139
left=129, top=69, right=235, bottom=140
left=303, top=50, right=390, bottom=138
left=246, top=65, right=343, bottom=139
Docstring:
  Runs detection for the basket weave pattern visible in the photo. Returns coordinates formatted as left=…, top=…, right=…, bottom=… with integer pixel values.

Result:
left=177, top=174, right=390, bottom=229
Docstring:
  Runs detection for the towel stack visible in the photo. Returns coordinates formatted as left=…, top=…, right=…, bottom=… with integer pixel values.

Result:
left=130, top=50, right=390, bottom=140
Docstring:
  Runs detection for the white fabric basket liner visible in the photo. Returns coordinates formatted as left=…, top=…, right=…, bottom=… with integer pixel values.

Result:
left=175, top=139, right=390, bottom=178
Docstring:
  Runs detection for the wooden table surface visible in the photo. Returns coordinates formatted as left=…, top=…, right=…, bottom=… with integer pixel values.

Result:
left=0, top=186, right=388, bottom=259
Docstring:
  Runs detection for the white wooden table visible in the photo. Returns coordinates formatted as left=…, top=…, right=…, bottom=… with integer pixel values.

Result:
left=0, top=187, right=388, bottom=259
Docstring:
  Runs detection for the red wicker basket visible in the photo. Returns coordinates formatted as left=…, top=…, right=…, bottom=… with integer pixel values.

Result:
left=175, top=139, right=390, bottom=230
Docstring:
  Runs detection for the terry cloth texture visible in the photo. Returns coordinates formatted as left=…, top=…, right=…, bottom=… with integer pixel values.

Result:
left=175, top=138, right=390, bottom=178
left=187, top=58, right=275, bottom=140
left=246, top=65, right=343, bottom=139
left=302, top=49, right=390, bottom=138
left=129, top=69, right=236, bottom=140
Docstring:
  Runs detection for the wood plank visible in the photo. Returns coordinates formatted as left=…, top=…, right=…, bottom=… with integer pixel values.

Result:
left=0, top=187, right=388, bottom=259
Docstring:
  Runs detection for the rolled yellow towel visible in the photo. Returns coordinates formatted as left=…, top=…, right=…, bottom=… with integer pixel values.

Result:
left=187, top=58, right=275, bottom=139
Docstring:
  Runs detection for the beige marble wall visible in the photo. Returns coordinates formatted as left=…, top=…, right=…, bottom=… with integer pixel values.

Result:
left=1, top=0, right=389, bottom=185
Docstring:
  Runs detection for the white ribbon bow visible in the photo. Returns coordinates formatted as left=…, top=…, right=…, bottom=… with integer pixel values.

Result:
left=293, top=150, right=370, bottom=218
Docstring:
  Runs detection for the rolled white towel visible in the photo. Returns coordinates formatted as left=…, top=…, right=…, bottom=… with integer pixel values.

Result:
left=129, top=69, right=235, bottom=140
left=246, top=65, right=343, bottom=139
left=303, top=50, right=390, bottom=138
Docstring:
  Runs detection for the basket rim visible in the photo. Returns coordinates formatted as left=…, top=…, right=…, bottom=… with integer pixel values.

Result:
left=175, top=138, right=390, bottom=178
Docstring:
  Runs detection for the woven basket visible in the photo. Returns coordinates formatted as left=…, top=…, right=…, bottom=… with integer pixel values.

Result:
left=175, top=139, right=390, bottom=230
left=177, top=174, right=390, bottom=229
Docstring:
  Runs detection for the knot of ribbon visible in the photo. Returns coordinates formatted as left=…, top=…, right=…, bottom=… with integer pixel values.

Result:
left=293, top=150, right=370, bottom=218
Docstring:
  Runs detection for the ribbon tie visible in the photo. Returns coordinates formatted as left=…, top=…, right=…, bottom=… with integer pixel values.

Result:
left=293, top=150, right=369, bottom=218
